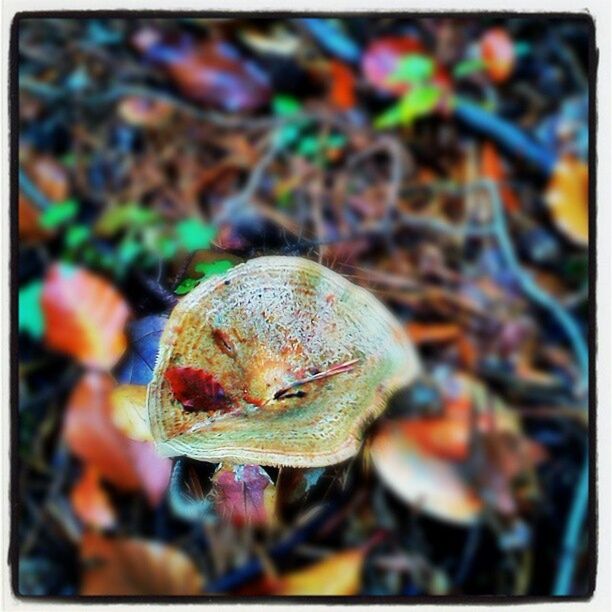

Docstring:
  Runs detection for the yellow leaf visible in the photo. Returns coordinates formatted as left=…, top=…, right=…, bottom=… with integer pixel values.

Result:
left=110, top=385, right=152, bottom=442
left=545, top=154, right=588, bottom=246
left=276, top=548, right=365, bottom=596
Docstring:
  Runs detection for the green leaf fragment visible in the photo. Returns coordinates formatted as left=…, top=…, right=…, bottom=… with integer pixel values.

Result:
left=453, top=58, right=486, bottom=78
left=175, top=278, right=201, bottom=295
left=65, top=224, right=90, bottom=249
left=194, top=259, right=235, bottom=278
left=272, top=95, right=302, bottom=116
left=19, top=281, right=44, bottom=339
left=118, top=237, right=142, bottom=264
left=96, top=202, right=159, bottom=235
left=400, top=85, right=441, bottom=123
left=375, top=85, right=441, bottom=129
left=175, top=219, right=217, bottom=252
left=175, top=259, right=235, bottom=295
left=389, top=54, right=435, bottom=84
left=39, top=199, right=79, bottom=229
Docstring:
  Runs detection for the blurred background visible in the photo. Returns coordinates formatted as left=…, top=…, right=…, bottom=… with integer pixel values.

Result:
left=16, top=15, right=591, bottom=598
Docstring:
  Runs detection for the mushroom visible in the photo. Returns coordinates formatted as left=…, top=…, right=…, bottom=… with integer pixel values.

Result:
left=147, top=256, right=420, bottom=467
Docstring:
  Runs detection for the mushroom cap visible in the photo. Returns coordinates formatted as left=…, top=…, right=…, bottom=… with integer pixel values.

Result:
left=147, top=256, right=419, bottom=467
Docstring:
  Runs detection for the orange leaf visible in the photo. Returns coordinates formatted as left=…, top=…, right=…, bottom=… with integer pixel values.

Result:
left=28, top=156, right=70, bottom=202
left=370, top=424, right=483, bottom=525
left=406, top=322, right=461, bottom=345
left=64, top=373, right=171, bottom=505
left=80, top=532, right=204, bottom=595
left=118, top=96, right=173, bottom=127
left=329, top=60, right=356, bottom=110
left=275, top=548, right=365, bottom=596
left=544, top=153, right=588, bottom=246
left=42, top=264, right=130, bottom=369
left=110, top=385, right=152, bottom=442
left=70, top=466, right=116, bottom=529
left=397, top=418, right=469, bottom=462
left=480, top=28, right=515, bottom=83
left=19, top=194, right=50, bottom=242
left=480, top=142, right=521, bottom=213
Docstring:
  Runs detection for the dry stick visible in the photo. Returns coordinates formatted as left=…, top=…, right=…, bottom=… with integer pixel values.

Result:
left=271, top=358, right=360, bottom=402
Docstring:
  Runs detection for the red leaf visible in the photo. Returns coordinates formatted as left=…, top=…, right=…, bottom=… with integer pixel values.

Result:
left=165, top=366, right=230, bottom=413
left=42, top=264, right=130, bottom=370
left=212, top=464, right=276, bottom=527
left=329, top=60, right=356, bottom=110
left=64, top=372, right=171, bottom=505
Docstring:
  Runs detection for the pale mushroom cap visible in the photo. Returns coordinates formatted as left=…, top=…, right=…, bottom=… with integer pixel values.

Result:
left=147, top=256, right=420, bottom=467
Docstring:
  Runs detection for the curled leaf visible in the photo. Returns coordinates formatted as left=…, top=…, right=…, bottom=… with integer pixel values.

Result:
left=80, top=533, right=203, bottom=595
left=41, top=264, right=130, bottom=370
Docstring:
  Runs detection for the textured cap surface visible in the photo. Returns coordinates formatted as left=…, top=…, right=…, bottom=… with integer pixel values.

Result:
left=148, top=256, right=419, bottom=466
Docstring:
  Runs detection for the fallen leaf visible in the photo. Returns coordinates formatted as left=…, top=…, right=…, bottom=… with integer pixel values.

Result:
left=480, top=27, right=516, bottom=83
left=80, top=532, right=203, bottom=595
left=115, top=315, right=168, bottom=385
left=362, top=36, right=425, bottom=96
left=133, top=30, right=270, bottom=111
left=407, top=322, right=461, bottom=345
left=275, top=548, right=365, bottom=595
left=118, top=96, right=173, bottom=127
left=175, top=218, right=217, bottom=252
left=70, top=466, right=116, bottom=529
left=64, top=372, right=171, bottom=505
left=110, top=385, right=152, bottom=441
left=329, top=60, right=356, bottom=110
left=370, top=424, right=483, bottom=525
left=19, top=194, right=49, bottom=242
left=480, top=142, right=521, bottom=213
left=28, top=156, right=70, bottom=202
left=39, top=199, right=79, bottom=229
left=165, top=366, right=231, bottom=413
left=544, top=153, right=588, bottom=246
left=211, top=464, right=277, bottom=527
left=19, top=280, right=44, bottom=340
left=41, top=264, right=130, bottom=370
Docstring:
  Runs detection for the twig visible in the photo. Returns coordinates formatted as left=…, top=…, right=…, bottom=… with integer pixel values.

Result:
left=18, top=167, right=51, bottom=211
left=271, top=358, right=359, bottom=401
left=471, top=180, right=588, bottom=596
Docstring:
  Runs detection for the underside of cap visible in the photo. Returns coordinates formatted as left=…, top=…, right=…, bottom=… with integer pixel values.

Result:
left=147, top=256, right=420, bottom=467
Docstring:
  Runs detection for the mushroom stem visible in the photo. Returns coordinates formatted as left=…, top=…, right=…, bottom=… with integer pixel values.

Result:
left=272, top=358, right=360, bottom=401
